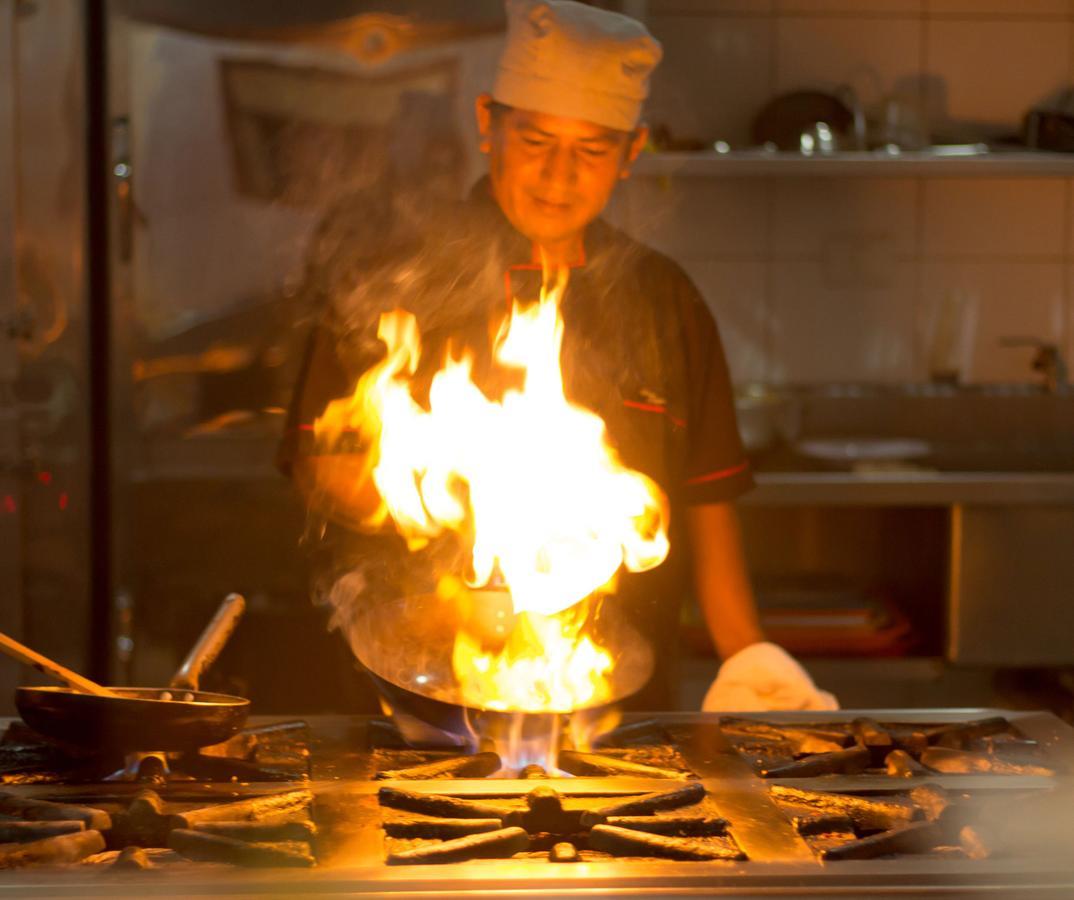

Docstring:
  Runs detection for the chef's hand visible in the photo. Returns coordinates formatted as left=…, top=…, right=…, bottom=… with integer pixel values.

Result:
left=702, top=641, right=838, bottom=712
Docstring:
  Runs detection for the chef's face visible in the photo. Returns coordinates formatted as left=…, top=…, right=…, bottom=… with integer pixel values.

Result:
left=476, top=95, right=647, bottom=250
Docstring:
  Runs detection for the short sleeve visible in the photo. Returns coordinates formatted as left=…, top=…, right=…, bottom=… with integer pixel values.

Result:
left=676, top=274, right=754, bottom=505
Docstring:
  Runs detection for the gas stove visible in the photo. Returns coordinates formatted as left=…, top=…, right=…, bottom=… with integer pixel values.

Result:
left=0, top=710, right=1072, bottom=896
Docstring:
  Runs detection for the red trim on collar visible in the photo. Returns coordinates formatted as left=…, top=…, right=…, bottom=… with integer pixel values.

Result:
left=685, top=460, right=750, bottom=486
left=623, top=399, right=686, bottom=429
left=503, top=268, right=514, bottom=309
left=503, top=243, right=587, bottom=308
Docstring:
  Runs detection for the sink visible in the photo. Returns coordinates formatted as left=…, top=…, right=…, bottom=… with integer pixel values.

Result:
left=922, top=440, right=1074, bottom=473
left=749, top=387, right=1074, bottom=474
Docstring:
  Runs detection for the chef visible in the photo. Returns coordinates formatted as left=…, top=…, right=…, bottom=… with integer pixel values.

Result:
left=279, top=0, right=836, bottom=713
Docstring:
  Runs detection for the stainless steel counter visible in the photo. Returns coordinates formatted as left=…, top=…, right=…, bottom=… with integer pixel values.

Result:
left=0, top=711, right=1072, bottom=897
left=747, top=471, right=1074, bottom=506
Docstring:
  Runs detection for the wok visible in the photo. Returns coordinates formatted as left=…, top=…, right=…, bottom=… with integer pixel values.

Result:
left=350, top=590, right=653, bottom=743
left=10, top=594, right=249, bottom=752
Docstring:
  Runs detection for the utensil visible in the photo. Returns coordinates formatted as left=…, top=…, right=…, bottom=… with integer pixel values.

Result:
left=735, top=384, right=800, bottom=454
left=798, top=121, right=839, bottom=155
left=14, top=593, right=250, bottom=751
left=0, top=633, right=117, bottom=697
left=171, top=592, right=246, bottom=692
left=752, top=91, right=854, bottom=151
left=795, top=437, right=931, bottom=464
left=350, top=592, right=654, bottom=744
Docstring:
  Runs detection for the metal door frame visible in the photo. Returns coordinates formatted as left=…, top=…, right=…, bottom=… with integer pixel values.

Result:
left=0, top=0, right=25, bottom=703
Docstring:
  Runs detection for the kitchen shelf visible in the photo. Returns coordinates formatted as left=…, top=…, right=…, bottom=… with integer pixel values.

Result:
left=634, top=149, right=1074, bottom=178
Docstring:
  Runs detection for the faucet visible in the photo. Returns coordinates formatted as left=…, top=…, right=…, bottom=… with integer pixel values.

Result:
left=999, top=337, right=1069, bottom=393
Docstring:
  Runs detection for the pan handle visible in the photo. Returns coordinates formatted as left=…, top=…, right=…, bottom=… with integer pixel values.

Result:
left=0, top=631, right=118, bottom=697
left=170, top=593, right=245, bottom=692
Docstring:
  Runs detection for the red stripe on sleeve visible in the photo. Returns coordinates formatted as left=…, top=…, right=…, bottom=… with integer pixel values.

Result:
left=685, top=459, right=750, bottom=486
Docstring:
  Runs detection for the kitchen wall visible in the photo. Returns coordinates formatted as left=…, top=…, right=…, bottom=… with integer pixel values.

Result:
left=608, top=0, right=1074, bottom=385
left=106, top=1, right=1074, bottom=388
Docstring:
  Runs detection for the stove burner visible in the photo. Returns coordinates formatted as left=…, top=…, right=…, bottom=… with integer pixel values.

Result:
left=0, top=720, right=312, bottom=785
left=378, top=780, right=743, bottom=864
left=105, top=752, right=171, bottom=783
left=0, top=711, right=1071, bottom=889
left=368, top=717, right=695, bottom=780
left=719, top=715, right=1058, bottom=778
left=0, top=785, right=318, bottom=870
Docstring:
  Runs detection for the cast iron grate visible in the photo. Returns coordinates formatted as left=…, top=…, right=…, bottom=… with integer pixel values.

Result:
left=377, top=781, right=744, bottom=864
left=719, top=716, right=1057, bottom=778
left=0, top=720, right=312, bottom=784
left=0, top=786, right=317, bottom=870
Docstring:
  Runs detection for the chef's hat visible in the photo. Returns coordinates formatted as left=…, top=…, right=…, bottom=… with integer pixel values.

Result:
left=492, top=0, right=663, bottom=133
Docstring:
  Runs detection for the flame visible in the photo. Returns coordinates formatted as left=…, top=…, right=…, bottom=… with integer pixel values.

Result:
left=316, top=266, right=669, bottom=716
left=452, top=597, right=612, bottom=713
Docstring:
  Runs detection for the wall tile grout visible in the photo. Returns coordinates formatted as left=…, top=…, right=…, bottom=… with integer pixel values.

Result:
left=1065, top=178, right=1073, bottom=357
left=924, top=15, right=1072, bottom=22
left=684, top=253, right=1069, bottom=263
left=761, top=253, right=1068, bottom=263
left=773, top=12, right=924, bottom=20
left=915, top=0, right=927, bottom=388
left=768, top=7, right=779, bottom=113
left=913, top=177, right=926, bottom=379
left=762, top=176, right=775, bottom=383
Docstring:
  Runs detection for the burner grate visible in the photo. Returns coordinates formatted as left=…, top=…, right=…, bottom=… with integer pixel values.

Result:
left=377, top=781, right=746, bottom=864
left=719, top=715, right=1059, bottom=778
left=0, top=720, right=312, bottom=785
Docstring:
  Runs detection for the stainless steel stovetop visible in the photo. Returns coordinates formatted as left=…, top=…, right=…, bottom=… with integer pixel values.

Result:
left=0, top=709, right=1072, bottom=897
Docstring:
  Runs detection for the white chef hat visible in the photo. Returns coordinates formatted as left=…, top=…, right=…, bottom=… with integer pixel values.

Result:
left=492, top=0, right=663, bottom=133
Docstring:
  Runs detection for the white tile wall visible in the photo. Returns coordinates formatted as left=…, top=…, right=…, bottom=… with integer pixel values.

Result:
left=770, top=261, right=919, bottom=382
left=1067, top=264, right=1074, bottom=368
left=919, top=262, right=1066, bottom=381
left=1065, top=177, right=1074, bottom=256
left=925, top=0, right=1068, bottom=17
left=622, top=177, right=769, bottom=257
left=646, top=15, right=773, bottom=145
left=646, top=0, right=773, bottom=13
left=629, top=0, right=1074, bottom=385
left=772, top=178, right=917, bottom=258
left=922, top=178, right=1067, bottom=258
left=774, top=16, right=922, bottom=97
left=681, top=259, right=772, bottom=382
left=924, top=20, right=1070, bottom=130
left=776, top=0, right=923, bottom=16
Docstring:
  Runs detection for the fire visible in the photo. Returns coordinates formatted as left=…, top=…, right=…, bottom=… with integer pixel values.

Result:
left=315, top=266, right=669, bottom=715
left=450, top=591, right=613, bottom=713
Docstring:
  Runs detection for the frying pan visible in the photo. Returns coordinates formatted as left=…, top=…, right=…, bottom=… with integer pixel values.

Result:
left=350, top=590, right=653, bottom=743
left=6, top=594, right=250, bottom=752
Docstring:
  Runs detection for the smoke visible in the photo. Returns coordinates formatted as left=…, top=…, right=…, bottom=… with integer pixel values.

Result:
left=958, top=786, right=1074, bottom=863
left=292, top=106, right=680, bottom=742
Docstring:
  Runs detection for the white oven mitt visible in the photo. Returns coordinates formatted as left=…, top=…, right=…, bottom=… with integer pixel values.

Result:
left=702, top=642, right=839, bottom=712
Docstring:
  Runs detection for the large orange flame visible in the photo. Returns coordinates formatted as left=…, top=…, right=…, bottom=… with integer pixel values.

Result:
left=315, top=267, right=669, bottom=715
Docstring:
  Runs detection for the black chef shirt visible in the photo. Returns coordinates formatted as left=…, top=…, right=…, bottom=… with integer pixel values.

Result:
left=279, top=178, right=753, bottom=710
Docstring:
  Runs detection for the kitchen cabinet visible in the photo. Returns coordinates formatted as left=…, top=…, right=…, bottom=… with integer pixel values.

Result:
left=949, top=505, right=1074, bottom=666
left=739, top=480, right=1074, bottom=669
left=736, top=388, right=1074, bottom=668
